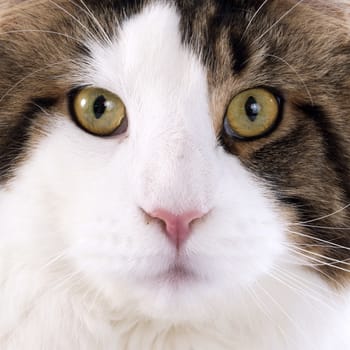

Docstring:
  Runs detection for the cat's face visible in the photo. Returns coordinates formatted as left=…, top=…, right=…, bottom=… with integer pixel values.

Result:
left=1, top=0, right=350, bottom=322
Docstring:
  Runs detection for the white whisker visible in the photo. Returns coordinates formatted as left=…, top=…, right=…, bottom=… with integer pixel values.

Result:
left=240, top=0, right=270, bottom=41
left=253, top=0, right=305, bottom=44
left=247, top=285, right=272, bottom=319
left=70, top=0, right=113, bottom=45
left=293, top=223, right=350, bottom=231
left=271, top=269, right=337, bottom=316
left=255, top=280, right=313, bottom=349
left=294, top=203, right=350, bottom=225
left=273, top=265, right=338, bottom=302
left=287, top=228, right=350, bottom=252
left=287, top=244, right=350, bottom=267
left=287, top=246, right=350, bottom=274
left=47, top=0, right=97, bottom=42
left=265, top=53, right=313, bottom=105
left=276, top=263, right=342, bottom=294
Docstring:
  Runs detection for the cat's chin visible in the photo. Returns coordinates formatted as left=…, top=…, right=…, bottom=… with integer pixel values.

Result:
left=87, top=259, right=224, bottom=323
left=131, top=273, right=247, bottom=324
left=120, top=265, right=244, bottom=323
left=76, top=239, right=269, bottom=322
left=145, top=261, right=199, bottom=285
left=131, top=278, right=223, bottom=323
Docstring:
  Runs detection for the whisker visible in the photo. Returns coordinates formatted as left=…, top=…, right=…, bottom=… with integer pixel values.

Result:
left=240, top=0, right=270, bottom=41
left=265, top=53, right=313, bottom=105
left=253, top=0, right=305, bottom=44
left=287, top=229, right=350, bottom=252
left=47, top=0, right=97, bottom=42
left=293, top=223, right=350, bottom=231
left=287, top=244, right=350, bottom=266
left=278, top=255, right=312, bottom=266
left=286, top=246, right=350, bottom=274
left=290, top=242, right=339, bottom=249
left=0, top=265, right=83, bottom=343
left=68, top=0, right=113, bottom=45
left=310, top=265, right=345, bottom=288
left=246, top=284, right=277, bottom=326
left=255, top=280, right=313, bottom=348
left=275, top=263, right=343, bottom=295
left=31, top=103, right=52, bottom=117
left=271, top=268, right=337, bottom=314
left=282, top=249, right=330, bottom=268
left=273, top=265, right=338, bottom=299
left=293, top=203, right=350, bottom=225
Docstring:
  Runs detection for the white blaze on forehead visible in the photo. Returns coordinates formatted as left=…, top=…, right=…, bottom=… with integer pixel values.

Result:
left=90, top=3, right=207, bottom=107
left=88, top=3, right=217, bottom=213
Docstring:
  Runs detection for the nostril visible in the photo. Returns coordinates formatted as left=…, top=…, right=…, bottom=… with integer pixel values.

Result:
left=143, top=208, right=205, bottom=248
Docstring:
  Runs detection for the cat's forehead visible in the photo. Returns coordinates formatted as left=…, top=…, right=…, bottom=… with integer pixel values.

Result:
left=86, top=2, right=211, bottom=134
left=89, top=3, right=202, bottom=89
left=81, top=0, right=348, bottom=128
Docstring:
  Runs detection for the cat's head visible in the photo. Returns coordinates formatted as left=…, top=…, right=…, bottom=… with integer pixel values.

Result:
left=1, top=0, right=350, bottom=322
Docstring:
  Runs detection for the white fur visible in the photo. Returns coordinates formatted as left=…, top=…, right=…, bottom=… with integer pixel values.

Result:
left=0, top=3, right=349, bottom=349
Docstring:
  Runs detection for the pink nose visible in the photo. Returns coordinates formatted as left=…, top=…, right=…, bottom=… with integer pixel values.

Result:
left=149, top=209, right=205, bottom=248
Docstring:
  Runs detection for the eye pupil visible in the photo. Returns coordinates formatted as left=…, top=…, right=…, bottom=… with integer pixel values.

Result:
left=93, top=95, right=107, bottom=119
left=245, top=96, right=260, bottom=122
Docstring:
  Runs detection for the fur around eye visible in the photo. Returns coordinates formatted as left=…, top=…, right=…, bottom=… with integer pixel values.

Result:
left=223, top=88, right=281, bottom=140
left=69, top=87, right=127, bottom=136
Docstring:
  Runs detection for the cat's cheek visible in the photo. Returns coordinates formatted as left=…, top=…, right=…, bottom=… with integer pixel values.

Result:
left=183, top=155, right=288, bottom=287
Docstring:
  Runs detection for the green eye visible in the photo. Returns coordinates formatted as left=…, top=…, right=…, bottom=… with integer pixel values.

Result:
left=224, top=88, right=280, bottom=140
left=71, top=87, right=127, bottom=136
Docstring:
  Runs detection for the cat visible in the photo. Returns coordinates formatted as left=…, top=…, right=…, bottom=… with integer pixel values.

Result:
left=0, top=0, right=350, bottom=349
